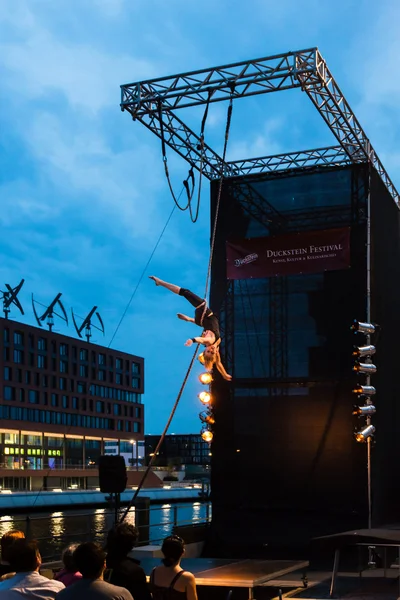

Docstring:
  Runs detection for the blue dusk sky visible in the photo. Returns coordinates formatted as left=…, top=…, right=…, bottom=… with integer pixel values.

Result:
left=1, top=0, right=399, bottom=434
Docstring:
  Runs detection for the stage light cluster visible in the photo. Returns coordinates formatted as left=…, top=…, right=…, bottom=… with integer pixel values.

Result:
left=197, top=357, right=215, bottom=443
left=351, top=320, right=379, bottom=443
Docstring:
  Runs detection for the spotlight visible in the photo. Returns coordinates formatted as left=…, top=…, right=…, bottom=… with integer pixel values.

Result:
left=352, top=405, right=376, bottom=416
left=351, top=321, right=376, bottom=335
left=198, top=352, right=205, bottom=365
left=352, top=345, right=376, bottom=358
left=353, top=385, right=376, bottom=396
left=354, top=424, right=375, bottom=442
left=199, top=372, right=213, bottom=385
left=199, top=411, right=215, bottom=425
left=198, top=391, right=211, bottom=404
left=201, top=428, right=213, bottom=443
left=353, top=362, right=377, bottom=374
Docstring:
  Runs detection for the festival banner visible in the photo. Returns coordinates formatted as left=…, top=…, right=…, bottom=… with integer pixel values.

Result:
left=226, top=227, right=350, bottom=279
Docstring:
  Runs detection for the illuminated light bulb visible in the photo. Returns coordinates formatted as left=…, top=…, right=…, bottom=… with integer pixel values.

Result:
left=201, top=429, right=213, bottom=443
left=354, top=424, right=375, bottom=442
left=198, top=391, right=211, bottom=404
left=199, top=372, right=213, bottom=385
left=198, top=353, right=205, bottom=365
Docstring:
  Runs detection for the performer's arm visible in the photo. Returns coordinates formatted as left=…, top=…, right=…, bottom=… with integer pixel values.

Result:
left=177, top=313, right=196, bottom=323
left=215, top=352, right=232, bottom=381
left=185, top=337, right=207, bottom=346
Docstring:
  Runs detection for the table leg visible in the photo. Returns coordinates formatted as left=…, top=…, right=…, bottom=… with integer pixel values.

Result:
left=248, top=587, right=254, bottom=600
left=330, top=549, right=340, bottom=598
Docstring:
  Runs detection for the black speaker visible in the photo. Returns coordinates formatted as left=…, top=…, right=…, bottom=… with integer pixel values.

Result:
left=98, top=455, right=127, bottom=493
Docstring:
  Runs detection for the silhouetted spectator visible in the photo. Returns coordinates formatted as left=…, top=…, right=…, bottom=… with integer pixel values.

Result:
left=56, top=542, right=132, bottom=600
left=0, top=530, right=25, bottom=578
left=150, top=535, right=197, bottom=600
left=0, top=539, right=64, bottom=599
left=104, top=523, right=151, bottom=600
left=54, top=544, right=82, bottom=587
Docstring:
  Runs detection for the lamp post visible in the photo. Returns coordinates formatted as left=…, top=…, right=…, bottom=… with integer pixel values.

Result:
left=129, top=439, right=135, bottom=470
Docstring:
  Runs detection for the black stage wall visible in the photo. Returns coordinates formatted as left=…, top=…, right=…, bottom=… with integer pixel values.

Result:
left=207, top=163, right=400, bottom=558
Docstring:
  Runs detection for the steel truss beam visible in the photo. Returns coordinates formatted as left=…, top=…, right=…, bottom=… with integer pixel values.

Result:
left=121, top=47, right=398, bottom=203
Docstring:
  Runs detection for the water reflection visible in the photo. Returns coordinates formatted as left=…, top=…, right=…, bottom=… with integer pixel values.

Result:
left=0, top=502, right=210, bottom=559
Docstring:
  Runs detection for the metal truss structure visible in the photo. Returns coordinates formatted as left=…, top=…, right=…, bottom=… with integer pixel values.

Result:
left=120, top=48, right=395, bottom=387
left=121, top=47, right=399, bottom=203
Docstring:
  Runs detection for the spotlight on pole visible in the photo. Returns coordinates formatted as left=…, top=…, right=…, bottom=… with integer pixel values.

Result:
left=352, top=345, right=376, bottom=358
left=199, top=372, right=213, bottom=385
left=351, top=321, right=376, bottom=335
left=199, top=411, right=215, bottom=425
left=198, top=391, right=212, bottom=405
left=201, top=427, right=213, bottom=443
left=352, top=405, right=376, bottom=417
left=354, top=424, right=375, bottom=442
left=353, top=385, right=376, bottom=396
left=353, top=362, right=377, bottom=374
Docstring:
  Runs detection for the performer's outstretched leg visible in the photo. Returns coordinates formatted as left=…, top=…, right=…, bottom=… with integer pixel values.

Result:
left=149, top=276, right=180, bottom=295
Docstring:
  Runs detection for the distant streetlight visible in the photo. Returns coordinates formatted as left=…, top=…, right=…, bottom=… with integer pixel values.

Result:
left=130, top=439, right=137, bottom=471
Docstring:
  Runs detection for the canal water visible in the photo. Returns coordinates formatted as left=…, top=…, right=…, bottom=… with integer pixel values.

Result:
left=0, top=502, right=210, bottom=560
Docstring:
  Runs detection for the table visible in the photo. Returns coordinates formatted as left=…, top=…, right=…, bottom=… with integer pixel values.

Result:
left=141, top=557, right=309, bottom=599
left=314, top=528, right=400, bottom=597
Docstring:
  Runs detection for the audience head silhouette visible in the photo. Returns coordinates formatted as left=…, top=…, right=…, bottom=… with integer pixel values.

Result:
left=1, top=530, right=25, bottom=563
left=161, top=535, right=185, bottom=567
left=8, top=539, right=41, bottom=572
left=73, top=543, right=106, bottom=579
left=106, top=523, right=139, bottom=558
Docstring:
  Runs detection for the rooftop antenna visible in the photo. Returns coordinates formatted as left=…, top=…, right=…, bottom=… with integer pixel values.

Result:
left=1, top=279, right=25, bottom=319
left=72, top=306, right=105, bottom=343
left=32, top=293, right=68, bottom=331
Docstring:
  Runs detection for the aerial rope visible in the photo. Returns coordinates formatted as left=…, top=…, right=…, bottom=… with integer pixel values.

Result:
left=158, top=90, right=212, bottom=223
left=119, top=90, right=235, bottom=522
left=119, top=344, right=199, bottom=522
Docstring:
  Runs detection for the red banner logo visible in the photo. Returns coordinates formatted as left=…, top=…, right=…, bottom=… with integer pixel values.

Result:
left=226, top=228, right=350, bottom=279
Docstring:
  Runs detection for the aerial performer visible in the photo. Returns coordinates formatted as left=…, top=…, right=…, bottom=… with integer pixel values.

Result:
left=149, top=276, right=232, bottom=381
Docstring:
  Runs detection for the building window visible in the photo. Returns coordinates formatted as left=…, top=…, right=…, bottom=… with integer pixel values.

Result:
left=132, top=362, right=140, bottom=375
left=4, top=367, right=11, bottom=381
left=42, top=392, right=48, bottom=405
left=62, top=395, right=69, bottom=409
left=116, top=358, right=122, bottom=369
left=60, top=344, right=68, bottom=356
left=29, top=353, right=34, bottom=367
left=132, top=377, right=140, bottom=389
left=77, top=382, right=86, bottom=394
left=113, top=404, right=121, bottom=416
left=4, top=386, right=15, bottom=401
left=96, top=401, right=104, bottom=413
left=13, top=349, right=23, bottom=364
left=72, top=397, right=79, bottom=410
left=28, top=334, right=34, bottom=349
left=59, top=378, right=67, bottom=390
left=135, top=407, right=141, bottom=419
left=117, top=420, right=123, bottom=431
left=80, top=349, right=88, bottom=361
left=28, top=390, right=39, bottom=404
left=37, top=355, right=46, bottom=369
left=4, top=328, right=9, bottom=343
left=115, top=373, right=122, bottom=385
left=79, top=365, right=88, bottom=377
left=60, top=360, right=68, bottom=374
left=133, top=422, right=140, bottom=433
left=125, top=421, right=131, bottom=432
left=98, top=354, right=105, bottom=365
left=14, top=331, right=24, bottom=346
left=42, top=375, right=48, bottom=388
left=98, top=370, right=105, bottom=381
left=51, top=393, right=58, bottom=407
left=25, top=371, right=31, bottom=384
left=3, top=347, right=9, bottom=361
left=38, top=338, right=47, bottom=351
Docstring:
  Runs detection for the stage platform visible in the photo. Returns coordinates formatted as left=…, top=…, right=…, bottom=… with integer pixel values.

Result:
left=141, top=557, right=309, bottom=599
